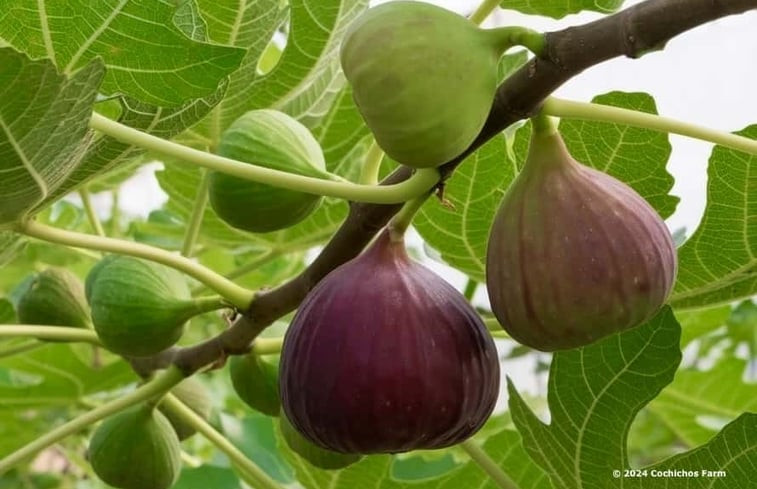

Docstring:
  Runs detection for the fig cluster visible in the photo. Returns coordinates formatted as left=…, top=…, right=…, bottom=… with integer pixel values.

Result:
left=341, top=1, right=514, bottom=168
left=485, top=124, right=677, bottom=351
left=280, top=230, right=499, bottom=454
left=209, top=110, right=328, bottom=233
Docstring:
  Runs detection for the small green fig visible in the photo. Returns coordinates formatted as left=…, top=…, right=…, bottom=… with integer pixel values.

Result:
left=88, top=405, right=181, bottom=489
left=230, top=353, right=280, bottom=416
left=159, top=377, right=212, bottom=440
left=209, top=110, right=327, bottom=233
left=280, top=413, right=362, bottom=470
left=340, top=1, right=513, bottom=168
left=17, top=268, right=91, bottom=329
left=87, top=256, right=224, bottom=357
left=485, top=123, right=677, bottom=351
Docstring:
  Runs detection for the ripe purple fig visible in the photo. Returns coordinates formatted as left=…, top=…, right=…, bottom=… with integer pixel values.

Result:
left=280, top=230, right=499, bottom=454
left=486, top=122, right=677, bottom=351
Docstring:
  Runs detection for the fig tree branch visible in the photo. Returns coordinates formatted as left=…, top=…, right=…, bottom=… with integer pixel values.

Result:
left=143, top=0, right=756, bottom=375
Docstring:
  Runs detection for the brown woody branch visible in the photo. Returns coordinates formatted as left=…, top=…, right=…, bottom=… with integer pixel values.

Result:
left=144, top=0, right=757, bottom=375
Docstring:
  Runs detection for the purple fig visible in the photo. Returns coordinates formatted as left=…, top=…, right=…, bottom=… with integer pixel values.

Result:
left=485, top=123, right=677, bottom=351
left=280, top=230, right=499, bottom=454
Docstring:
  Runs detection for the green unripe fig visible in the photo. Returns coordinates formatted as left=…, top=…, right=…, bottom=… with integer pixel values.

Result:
left=159, top=377, right=213, bottom=440
left=209, top=110, right=327, bottom=233
left=88, top=405, right=181, bottom=489
left=87, top=256, right=225, bottom=357
left=17, top=268, right=91, bottom=329
left=280, top=413, right=361, bottom=470
left=341, top=1, right=512, bottom=168
left=485, top=123, right=677, bottom=351
left=230, top=353, right=280, bottom=416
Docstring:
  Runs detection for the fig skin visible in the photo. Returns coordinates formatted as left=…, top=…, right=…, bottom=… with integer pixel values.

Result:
left=340, top=1, right=510, bottom=168
left=87, top=256, right=220, bottom=357
left=279, top=412, right=361, bottom=470
left=209, top=110, right=327, bottom=233
left=17, top=268, right=91, bottom=329
left=230, top=353, right=281, bottom=416
left=485, top=125, right=677, bottom=351
left=88, top=405, right=181, bottom=489
left=280, top=230, right=500, bottom=454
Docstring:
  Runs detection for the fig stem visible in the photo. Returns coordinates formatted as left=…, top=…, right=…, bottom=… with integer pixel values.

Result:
left=16, top=220, right=255, bottom=310
left=161, top=393, right=285, bottom=489
left=388, top=194, right=431, bottom=240
left=253, top=337, right=284, bottom=355
left=0, top=365, right=184, bottom=474
left=359, top=139, right=384, bottom=185
left=191, top=295, right=231, bottom=316
left=79, top=187, right=106, bottom=238
left=0, top=325, right=101, bottom=344
left=470, top=0, right=500, bottom=25
left=89, top=113, right=440, bottom=204
left=463, top=279, right=479, bottom=301
left=181, top=169, right=211, bottom=258
left=190, top=249, right=280, bottom=295
left=530, top=112, right=558, bottom=136
left=460, top=439, right=521, bottom=489
left=541, top=97, right=757, bottom=157
left=487, top=27, right=547, bottom=57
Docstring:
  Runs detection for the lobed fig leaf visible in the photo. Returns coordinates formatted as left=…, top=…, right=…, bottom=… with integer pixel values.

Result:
left=485, top=124, right=677, bottom=351
left=229, top=353, right=280, bottom=416
left=87, top=256, right=223, bottom=357
left=209, top=110, right=327, bottom=233
left=17, top=268, right=91, bottom=330
left=279, top=412, right=361, bottom=470
left=88, top=405, right=181, bottom=489
left=340, top=1, right=511, bottom=168
left=158, top=377, right=212, bottom=441
left=280, top=230, right=499, bottom=454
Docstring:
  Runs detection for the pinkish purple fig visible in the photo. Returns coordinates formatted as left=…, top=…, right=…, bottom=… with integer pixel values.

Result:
left=280, top=230, right=499, bottom=454
left=485, top=123, right=677, bottom=351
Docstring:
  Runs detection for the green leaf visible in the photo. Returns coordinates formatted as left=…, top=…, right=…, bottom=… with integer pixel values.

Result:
left=649, top=358, right=757, bottom=447
left=277, top=424, right=551, bottom=489
left=670, top=126, right=757, bottom=309
left=0, top=48, right=104, bottom=226
left=194, top=0, right=285, bottom=134
left=0, top=233, right=25, bottom=268
left=627, top=413, right=757, bottom=488
left=500, top=0, right=624, bottom=19
left=0, top=344, right=135, bottom=411
left=244, top=0, right=369, bottom=127
left=0, top=1, right=245, bottom=106
left=415, top=136, right=512, bottom=282
left=509, top=307, right=681, bottom=488
left=675, top=305, right=731, bottom=347
left=42, top=87, right=228, bottom=207
left=560, top=92, right=678, bottom=218
left=0, top=298, right=15, bottom=323
left=173, top=465, right=242, bottom=489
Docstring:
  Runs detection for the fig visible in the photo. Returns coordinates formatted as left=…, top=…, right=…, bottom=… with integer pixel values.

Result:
left=209, top=110, right=327, bottom=233
left=230, top=353, right=280, bottom=416
left=159, top=377, right=212, bottom=440
left=280, top=230, right=499, bottom=454
left=485, top=123, right=677, bottom=351
left=17, top=268, right=91, bottom=329
left=88, top=405, right=181, bottom=489
left=87, top=255, right=224, bottom=357
left=279, top=413, right=361, bottom=470
left=340, top=1, right=511, bottom=168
